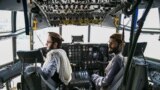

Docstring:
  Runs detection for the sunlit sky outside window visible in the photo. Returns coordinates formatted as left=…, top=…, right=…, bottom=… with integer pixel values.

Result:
left=0, top=8, right=160, bottom=66
left=0, top=10, right=11, bottom=32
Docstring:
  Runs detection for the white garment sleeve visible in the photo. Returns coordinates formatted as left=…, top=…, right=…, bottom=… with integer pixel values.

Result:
left=41, top=53, right=60, bottom=79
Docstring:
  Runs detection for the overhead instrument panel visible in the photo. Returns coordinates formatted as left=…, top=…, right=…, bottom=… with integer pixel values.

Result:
left=30, top=0, right=126, bottom=27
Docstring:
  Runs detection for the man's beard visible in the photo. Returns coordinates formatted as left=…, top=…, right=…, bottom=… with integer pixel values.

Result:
left=46, top=45, right=55, bottom=53
left=108, top=47, right=120, bottom=54
left=46, top=48, right=53, bottom=53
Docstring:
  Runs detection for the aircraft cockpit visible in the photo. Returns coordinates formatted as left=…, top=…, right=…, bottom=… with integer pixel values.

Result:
left=0, top=0, right=160, bottom=90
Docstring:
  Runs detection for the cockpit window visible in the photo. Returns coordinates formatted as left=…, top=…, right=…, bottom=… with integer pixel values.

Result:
left=16, top=11, right=25, bottom=30
left=120, top=8, right=160, bottom=60
left=121, top=8, right=159, bottom=32
left=0, top=10, right=11, bottom=33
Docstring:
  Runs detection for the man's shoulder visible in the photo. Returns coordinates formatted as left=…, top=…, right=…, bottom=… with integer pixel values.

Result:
left=114, top=54, right=123, bottom=65
left=114, top=54, right=123, bottom=60
left=49, top=49, right=65, bottom=53
left=47, top=49, right=66, bottom=56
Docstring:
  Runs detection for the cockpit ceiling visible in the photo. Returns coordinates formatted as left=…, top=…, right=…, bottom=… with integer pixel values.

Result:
left=139, top=0, right=160, bottom=9
left=31, top=0, right=124, bottom=26
left=0, top=0, right=23, bottom=11
left=0, top=0, right=159, bottom=26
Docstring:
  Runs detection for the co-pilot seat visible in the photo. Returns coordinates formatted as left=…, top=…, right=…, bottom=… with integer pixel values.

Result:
left=107, top=42, right=147, bottom=90
left=107, top=57, right=127, bottom=90
left=17, top=49, right=44, bottom=90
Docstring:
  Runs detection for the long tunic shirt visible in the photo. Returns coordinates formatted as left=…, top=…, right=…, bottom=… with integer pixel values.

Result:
left=91, top=53, right=123, bottom=88
left=41, top=49, right=72, bottom=85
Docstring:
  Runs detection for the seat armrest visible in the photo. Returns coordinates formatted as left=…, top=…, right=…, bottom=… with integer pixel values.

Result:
left=40, top=75, right=57, bottom=90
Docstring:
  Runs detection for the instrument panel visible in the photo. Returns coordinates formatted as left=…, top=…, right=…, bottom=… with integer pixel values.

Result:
left=147, top=60, right=160, bottom=89
left=149, top=71, right=160, bottom=85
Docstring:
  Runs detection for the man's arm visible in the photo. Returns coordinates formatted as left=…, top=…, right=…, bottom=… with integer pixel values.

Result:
left=92, top=58, right=121, bottom=87
left=41, top=54, right=60, bottom=80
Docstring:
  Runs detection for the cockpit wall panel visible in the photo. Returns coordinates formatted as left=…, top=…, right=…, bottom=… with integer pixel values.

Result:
left=0, top=0, right=30, bottom=11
